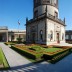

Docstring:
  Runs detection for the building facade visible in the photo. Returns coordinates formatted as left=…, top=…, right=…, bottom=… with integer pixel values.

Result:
left=65, top=30, right=72, bottom=43
left=8, top=30, right=26, bottom=42
left=0, top=26, right=8, bottom=42
left=26, top=0, right=66, bottom=45
left=0, top=26, right=26, bottom=42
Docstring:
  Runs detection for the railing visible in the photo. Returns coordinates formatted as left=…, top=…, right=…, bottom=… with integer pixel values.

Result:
left=27, top=13, right=65, bottom=25
left=48, top=14, right=65, bottom=24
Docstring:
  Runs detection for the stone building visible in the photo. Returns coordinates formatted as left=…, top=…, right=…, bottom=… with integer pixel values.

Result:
left=0, top=26, right=26, bottom=42
left=26, top=0, right=66, bottom=45
left=8, top=29, right=26, bottom=42
left=65, top=30, right=72, bottom=43
left=0, top=26, right=8, bottom=42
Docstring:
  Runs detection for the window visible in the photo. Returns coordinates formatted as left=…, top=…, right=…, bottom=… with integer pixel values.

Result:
left=47, top=0, right=50, bottom=3
left=55, top=11, right=58, bottom=18
left=54, top=0, right=57, bottom=4
left=71, top=35, right=72, bottom=39
left=34, top=10, right=38, bottom=18
left=35, top=0, right=38, bottom=3
left=50, top=31, right=53, bottom=41
left=65, top=35, right=69, bottom=39
left=11, top=35, right=14, bottom=41
left=62, top=33, right=64, bottom=40
left=40, top=30, right=43, bottom=41
left=43, top=0, right=50, bottom=3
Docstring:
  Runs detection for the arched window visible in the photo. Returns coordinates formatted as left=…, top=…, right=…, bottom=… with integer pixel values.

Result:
left=55, top=11, right=58, bottom=18
left=62, top=33, right=64, bottom=40
left=40, top=30, right=43, bottom=40
left=34, top=10, right=38, bottom=18
left=50, top=31, right=53, bottom=41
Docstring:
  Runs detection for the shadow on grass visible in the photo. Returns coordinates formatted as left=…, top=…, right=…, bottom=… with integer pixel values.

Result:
left=0, top=67, right=10, bottom=71
left=47, top=52, right=71, bottom=64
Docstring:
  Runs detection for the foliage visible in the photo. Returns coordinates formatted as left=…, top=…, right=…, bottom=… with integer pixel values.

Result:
left=4, top=42, right=16, bottom=45
left=11, top=45, right=43, bottom=61
left=11, top=44, right=72, bottom=63
left=0, top=48, right=9, bottom=68
left=43, top=48, right=70, bottom=61
left=30, top=45, right=44, bottom=53
left=17, top=38, right=22, bottom=43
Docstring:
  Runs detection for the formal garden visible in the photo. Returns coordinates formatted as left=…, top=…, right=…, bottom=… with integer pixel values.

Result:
left=0, top=48, right=9, bottom=69
left=4, top=42, right=72, bottom=64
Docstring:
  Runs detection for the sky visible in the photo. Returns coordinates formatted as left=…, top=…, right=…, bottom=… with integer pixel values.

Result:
left=0, top=0, right=72, bottom=30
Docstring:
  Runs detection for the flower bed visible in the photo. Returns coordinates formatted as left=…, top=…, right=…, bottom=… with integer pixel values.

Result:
left=10, top=44, right=72, bottom=63
left=43, top=47, right=70, bottom=62
left=11, top=45, right=43, bottom=61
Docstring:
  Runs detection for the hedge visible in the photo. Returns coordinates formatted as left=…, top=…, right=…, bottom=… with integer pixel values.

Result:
left=11, top=46, right=43, bottom=61
left=43, top=48, right=70, bottom=60
left=50, top=50, right=70, bottom=63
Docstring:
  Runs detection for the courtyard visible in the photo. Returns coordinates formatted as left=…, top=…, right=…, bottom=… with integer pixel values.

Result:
left=0, top=42, right=72, bottom=72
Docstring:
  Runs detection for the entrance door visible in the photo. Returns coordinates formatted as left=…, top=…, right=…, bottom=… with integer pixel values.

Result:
left=0, top=34, right=2, bottom=41
left=32, top=33, right=35, bottom=43
left=57, top=33, right=60, bottom=43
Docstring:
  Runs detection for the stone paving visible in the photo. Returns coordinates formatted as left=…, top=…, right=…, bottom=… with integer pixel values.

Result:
left=1, top=53, right=72, bottom=72
left=53, top=43, right=72, bottom=46
left=0, top=43, right=72, bottom=72
left=0, top=43, right=31, bottom=67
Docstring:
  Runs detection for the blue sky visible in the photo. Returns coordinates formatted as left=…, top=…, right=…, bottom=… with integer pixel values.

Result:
left=0, top=0, right=72, bottom=30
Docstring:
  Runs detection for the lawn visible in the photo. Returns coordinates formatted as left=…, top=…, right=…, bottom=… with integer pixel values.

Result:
left=0, top=48, right=3, bottom=65
left=43, top=48, right=63, bottom=52
left=0, top=48, right=9, bottom=68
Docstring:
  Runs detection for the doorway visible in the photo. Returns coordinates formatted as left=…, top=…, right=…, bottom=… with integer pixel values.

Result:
left=32, top=33, right=35, bottom=43
left=0, top=34, right=2, bottom=41
left=0, top=33, right=7, bottom=42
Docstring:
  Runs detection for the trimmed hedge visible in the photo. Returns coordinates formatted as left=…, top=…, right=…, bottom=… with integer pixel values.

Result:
left=4, top=42, right=16, bottom=45
left=11, top=46, right=43, bottom=61
left=50, top=50, right=70, bottom=63
left=43, top=48, right=70, bottom=61
left=11, top=45, right=72, bottom=63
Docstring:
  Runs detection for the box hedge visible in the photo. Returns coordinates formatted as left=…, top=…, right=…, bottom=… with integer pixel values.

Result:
left=11, top=46, right=43, bottom=61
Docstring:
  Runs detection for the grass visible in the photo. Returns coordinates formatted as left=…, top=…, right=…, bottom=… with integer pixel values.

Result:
left=0, top=48, right=9, bottom=68
left=43, top=48, right=63, bottom=52
left=4, top=42, right=17, bottom=45
left=0, top=49, right=3, bottom=65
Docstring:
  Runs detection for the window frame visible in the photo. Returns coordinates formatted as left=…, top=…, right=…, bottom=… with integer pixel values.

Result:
left=40, top=30, right=43, bottom=41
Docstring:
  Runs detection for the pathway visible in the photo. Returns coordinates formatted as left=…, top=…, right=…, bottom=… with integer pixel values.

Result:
left=0, top=43, right=31, bottom=67
left=1, top=54, right=72, bottom=72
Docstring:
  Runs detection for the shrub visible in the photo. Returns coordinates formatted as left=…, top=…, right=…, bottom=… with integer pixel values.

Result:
left=4, top=42, right=16, bottom=45
left=11, top=45, right=43, bottom=61
left=17, top=38, right=22, bottom=43
left=43, top=48, right=70, bottom=60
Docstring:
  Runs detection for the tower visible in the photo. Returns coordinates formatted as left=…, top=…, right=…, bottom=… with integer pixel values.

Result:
left=34, top=0, right=59, bottom=18
left=26, top=0, right=65, bottom=45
